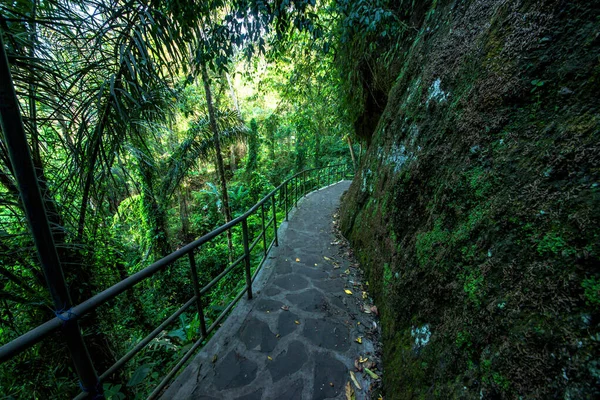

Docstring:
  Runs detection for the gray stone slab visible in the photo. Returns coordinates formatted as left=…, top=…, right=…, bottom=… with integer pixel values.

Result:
left=213, top=350, right=258, bottom=390
left=273, top=274, right=309, bottom=291
left=286, top=288, right=332, bottom=313
left=277, top=311, right=300, bottom=337
left=267, top=341, right=308, bottom=382
left=254, top=298, right=284, bottom=312
left=238, top=317, right=277, bottom=352
left=313, top=277, right=345, bottom=292
left=302, top=318, right=350, bottom=351
left=312, top=354, right=348, bottom=400
left=273, top=378, right=304, bottom=399
left=263, top=286, right=281, bottom=296
left=235, top=389, right=263, bottom=400
left=293, top=264, right=330, bottom=279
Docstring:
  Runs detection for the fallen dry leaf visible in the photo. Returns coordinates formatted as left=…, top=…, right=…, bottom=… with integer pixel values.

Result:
left=295, top=258, right=300, bottom=262
left=345, top=382, right=355, bottom=400
left=344, top=269, right=350, bottom=275
left=211, top=355, right=218, bottom=363
left=370, top=305, right=379, bottom=315
left=276, top=333, right=281, bottom=338
left=267, top=356, right=273, bottom=361
left=281, top=305, right=289, bottom=311
left=294, top=320, right=300, bottom=325
left=344, top=289, right=353, bottom=295
left=362, top=291, right=368, bottom=300
left=349, top=370, right=362, bottom=390
left=355, top=337, right=362, bottom=344
left=363, top=304, right=372, bottom=314
left=329, top=382, right=334, bottom=387
left=359, top=356, right=368, bottom=363
left=324, top=256, right=332, bottom=261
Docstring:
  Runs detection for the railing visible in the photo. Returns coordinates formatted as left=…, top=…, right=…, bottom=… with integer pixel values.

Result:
left=0, top=163, right=353, bottom=399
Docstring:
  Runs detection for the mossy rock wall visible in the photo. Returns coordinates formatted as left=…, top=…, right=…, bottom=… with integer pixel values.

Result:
left=340, top=0, right=600, bottom=398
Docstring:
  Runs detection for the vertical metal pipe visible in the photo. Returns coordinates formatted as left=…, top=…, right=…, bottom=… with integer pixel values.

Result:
left=188, top=251, right=207, bottom=337
left=271, top=195, right=279, bottom=247
left=260, top=204, right=267, bottom=257
left=241, top=219, right=252, bottom=300
left=317, top=168, right=320, bottom=189
left=302, top=170, right=306, bottom=196
left=284, top=181, right=289, bottom=221
left=294, top=176, right=298, bottom=207
left=0, top=33, right=101, bottom=396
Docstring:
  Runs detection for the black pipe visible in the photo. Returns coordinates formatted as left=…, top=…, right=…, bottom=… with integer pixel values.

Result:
left=0, top=31, right=102, bottom=397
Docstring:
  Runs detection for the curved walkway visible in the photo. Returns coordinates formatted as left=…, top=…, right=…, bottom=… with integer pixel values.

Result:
left=162, top=181, right=380, bottom=400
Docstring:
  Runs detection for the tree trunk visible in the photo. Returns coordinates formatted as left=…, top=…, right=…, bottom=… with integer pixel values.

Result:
left=347, top=136, right=357, bottom=171
left=201, top=62, right=233, bottom=261
left=226, top=73, right=240, bottom=173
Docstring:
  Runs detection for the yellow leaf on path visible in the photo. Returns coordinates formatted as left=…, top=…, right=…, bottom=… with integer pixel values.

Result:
left=378, top=396, right=383, bottom=400
left=295, top=258, right=300, bottom=262
left=295, top=320, right=300, bottom=325
left=324, top=256, right=332, bottom=261
left=344, top=289, right=353, bottom=295
left=345, top=382, right=355, bottom=400
left=355, top=337, right=362, bottom=344
left=344, top=269, right=350, bottom=274
left=364, top=367, right=380, bottom=380
left=359, top=356, right=368, bottom=363
left=267, top=356, right=273, bottom=361
left=349, top=370, right=362, bottom=390
left=362, top=291, right=368, bottom=299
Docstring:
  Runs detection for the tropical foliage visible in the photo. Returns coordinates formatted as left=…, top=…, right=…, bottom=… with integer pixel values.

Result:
left=0, top=0, right=359, bottom=397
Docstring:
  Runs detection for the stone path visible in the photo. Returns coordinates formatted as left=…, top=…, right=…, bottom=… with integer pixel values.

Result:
left=162, top=181, right=381, bottom=400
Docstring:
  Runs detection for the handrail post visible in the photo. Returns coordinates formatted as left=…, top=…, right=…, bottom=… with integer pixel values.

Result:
left=188, top=251, right=207, bottom=337
left=271, top=195, right=279, bottom=247
left=260, top=203, right=267, bottom=256
left=241, top=219, right=253, bottom=299
left=317, top=168, right=320, bottom=188
left=0, top=34, right=102, bottom=397
left=284, top=181, right=289, bottom=221
left=294, top=176, right=298, bottom=207
left=302, top=170, right=306, bottom=196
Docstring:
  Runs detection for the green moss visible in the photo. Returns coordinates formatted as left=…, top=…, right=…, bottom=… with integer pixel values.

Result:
left=461, top=267, right=485, bottom=307
left=537, top=231, right=577, bottom=257
left=415, top=219, right=450, bottom=268
left=383, top=262, right=393, bottom=287
left=455, top=330, right=472, bottom=349
left=582, top=277, right=600, bottom=306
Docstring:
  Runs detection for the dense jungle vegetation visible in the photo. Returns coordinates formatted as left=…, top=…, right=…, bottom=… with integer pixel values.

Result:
left=0, top=0, right=362, bottom=397
left=2, top=0, right=599, bottom=398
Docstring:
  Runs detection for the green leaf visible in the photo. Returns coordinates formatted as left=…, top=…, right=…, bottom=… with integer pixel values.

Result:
left=127, top=364, right=152, bottom=387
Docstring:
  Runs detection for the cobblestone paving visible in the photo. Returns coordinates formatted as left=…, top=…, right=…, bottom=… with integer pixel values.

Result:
left=162, top=181, right=380, bottom=400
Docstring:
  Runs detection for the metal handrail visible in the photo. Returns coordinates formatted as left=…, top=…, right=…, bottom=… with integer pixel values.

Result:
left=0, top=162, right=352, bottom=399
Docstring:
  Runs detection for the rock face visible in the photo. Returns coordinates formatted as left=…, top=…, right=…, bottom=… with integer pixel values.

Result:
left=340, top=0, right=600, bottom=398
